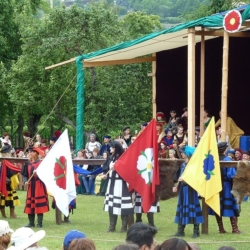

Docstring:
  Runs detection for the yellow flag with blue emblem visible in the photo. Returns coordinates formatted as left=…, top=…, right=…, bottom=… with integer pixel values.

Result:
left=181, top=117, right=222, bottom=216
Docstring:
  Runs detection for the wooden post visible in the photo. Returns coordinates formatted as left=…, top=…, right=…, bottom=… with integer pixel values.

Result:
left=55, top=206, right=62, bottom=225
left=187, top=28, right=196, bottom=146
left=220, top=31, right=229, bottom=142
left=152, top=53, right=157, bottom=119
left=202, top=198, right=209, bottom=234
left=199, top=35, right=205, bottom=136
left=199, top=35, right=209, bottom=234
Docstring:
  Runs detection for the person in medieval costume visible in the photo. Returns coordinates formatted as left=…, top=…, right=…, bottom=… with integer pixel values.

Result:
left=103, top=141, right=134, bottom=233
left=173, top=146, right=204, bottom=238
left=23, top=148, right=49, bottom=228
left=156, top=112, right=166, bottom=126
left=52, top=170, right=80, bottom=223
left=121, top=127, right=132, bottom=147
left=208, top=142, right=241, bottom=234
left=0, top=132, right=14, bottom=158
left=0, top=160, right=21, bottom=218
left=23, top=131, right=34, bottom=154
left=134, top=192, right=159, bottom=228
left=215, top=111, right=244, bottom=148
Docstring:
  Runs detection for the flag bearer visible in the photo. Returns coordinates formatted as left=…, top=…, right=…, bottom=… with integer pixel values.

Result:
left=208, top=142, right=241, bottom=234
left=23, top=148, right=49, bottom=228
left=103, top=141, right=134, bottom=233
left=173, top=146, right=204, bottom=238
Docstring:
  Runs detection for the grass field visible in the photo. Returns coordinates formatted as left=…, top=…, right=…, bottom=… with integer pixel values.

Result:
left=3, top=191, right=250, bottom=249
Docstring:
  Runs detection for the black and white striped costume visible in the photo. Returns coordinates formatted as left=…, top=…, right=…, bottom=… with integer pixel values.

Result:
left=104, top=160, right=133, bottom=215
left=134, top=193, right=160, bottom=213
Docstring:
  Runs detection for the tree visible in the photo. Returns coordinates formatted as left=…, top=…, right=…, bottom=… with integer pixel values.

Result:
left=185, top=0, right=250, bottom=20
left=5, top=3, right=123, bottom=136
left=121, top=11, right=162, bottom=39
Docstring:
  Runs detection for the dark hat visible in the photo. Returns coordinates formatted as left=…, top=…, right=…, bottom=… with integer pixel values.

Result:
left=50, top=136, right=57, bottom=142
left=242, top=150, right=250, bottom=156
left=141, top=122, right=148, bottom=127
left=103, top=135, right=111, bottom=139
left=123, top=126, right=130, bottom=132
left=217, top=142, right=228, bottom=152
left=63, top=230, right=86, bottom=247
left=165, top=128, right=172, bottom=134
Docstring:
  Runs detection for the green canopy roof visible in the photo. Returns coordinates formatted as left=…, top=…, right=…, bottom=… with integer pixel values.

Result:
left=75, top=4, right=250, bottom=150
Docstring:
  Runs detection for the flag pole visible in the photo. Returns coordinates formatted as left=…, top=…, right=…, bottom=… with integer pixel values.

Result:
left=26, top=172, right=35, bottom=184
left=105, top=169, right=112, bottom=177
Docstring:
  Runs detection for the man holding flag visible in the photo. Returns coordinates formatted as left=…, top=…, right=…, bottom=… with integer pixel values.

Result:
left=173, top=146, right=204, bottom=238
left=36, top=129, right=76, bottom=224
left=208, top=142, right=241, bottom=234
left=23, top=147, right=49, bottom=228
left=115, top=119, right=160, bottom=221
left=179, top=117, right=223, bottom=237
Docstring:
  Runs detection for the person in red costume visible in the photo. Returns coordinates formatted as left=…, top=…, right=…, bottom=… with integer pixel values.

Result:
left=23, top=148, right=49, bottom=228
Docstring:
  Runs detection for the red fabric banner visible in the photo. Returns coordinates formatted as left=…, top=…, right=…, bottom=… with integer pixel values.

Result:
left=0, top=160, right=21, bottom=197
left=115, top=119, right=159, bottom=212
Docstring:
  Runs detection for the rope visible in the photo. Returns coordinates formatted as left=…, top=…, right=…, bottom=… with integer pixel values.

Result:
left=31, top=74, right=76, bottom=143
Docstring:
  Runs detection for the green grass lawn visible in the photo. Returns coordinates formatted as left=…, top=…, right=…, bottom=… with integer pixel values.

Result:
left=4, top=191, right=250, bottom=249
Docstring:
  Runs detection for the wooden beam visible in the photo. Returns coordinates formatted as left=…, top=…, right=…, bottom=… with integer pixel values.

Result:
left=84, top=56, right=156, bottom=68
left=45, top=56, right=156, bottom=70
left=220, top=31, right=229, bottom=142
left=187, top=28, right=196, bottom=146
left=152, top=53, right=157, bottom=119
left=195, top=30, right=250, bottom=38
left=242, top=21, right=250, bottom=27
left=199, top=35, right=205, bottom=137
left=0, top=157, right=238, bottom=167
left=147, top=72, right=155, bottom=77
left=45, top=57, right=76, bottom=70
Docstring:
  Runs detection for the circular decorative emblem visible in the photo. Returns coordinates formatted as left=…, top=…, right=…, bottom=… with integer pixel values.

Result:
left=137, top=148, right=154, bottom=185
left=223, top=10, right=242, bottom=33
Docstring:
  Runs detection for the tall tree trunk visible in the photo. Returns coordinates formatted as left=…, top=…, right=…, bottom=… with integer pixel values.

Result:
left=27, top=114, right=41, bottom=137
left=17, top=115, right=24, bottom=148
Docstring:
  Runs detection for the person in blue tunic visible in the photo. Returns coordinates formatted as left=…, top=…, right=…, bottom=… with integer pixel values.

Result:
left=173, top=146, right=204, bottom=238
left=208, top=142, right=241, bottom=234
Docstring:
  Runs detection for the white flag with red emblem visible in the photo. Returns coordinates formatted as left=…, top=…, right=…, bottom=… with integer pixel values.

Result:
left=36, top=129, right=76, bottom=216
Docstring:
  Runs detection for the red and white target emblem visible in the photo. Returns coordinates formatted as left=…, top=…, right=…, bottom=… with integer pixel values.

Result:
left=223, top=10, right=242, bottom=33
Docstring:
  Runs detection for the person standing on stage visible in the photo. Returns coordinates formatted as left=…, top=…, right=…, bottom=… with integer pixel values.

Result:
left=23, top=148, right=49, bottom=228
